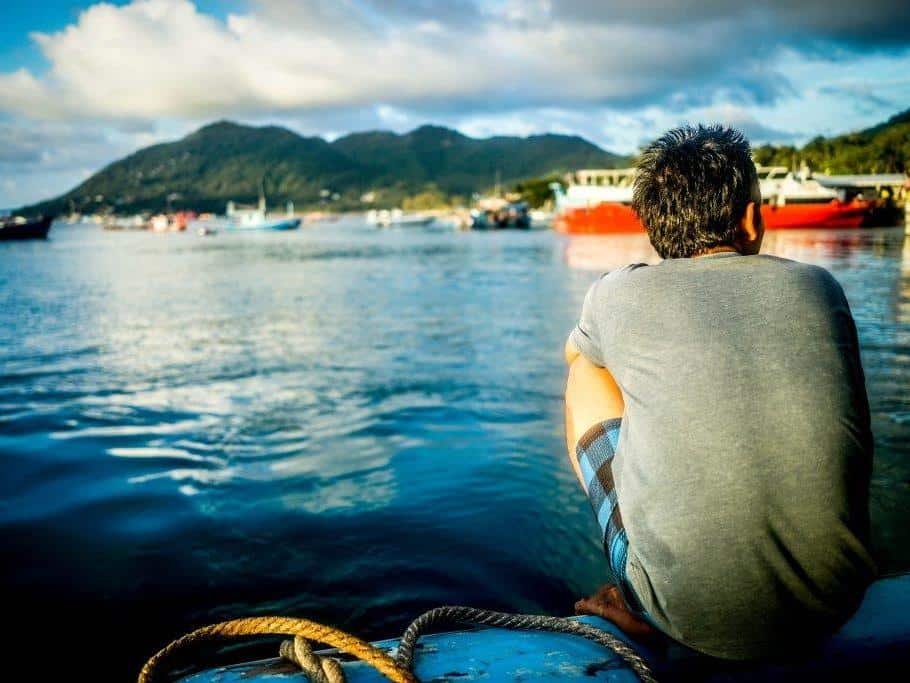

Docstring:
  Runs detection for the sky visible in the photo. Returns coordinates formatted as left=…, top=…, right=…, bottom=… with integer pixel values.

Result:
left=1, top=0, right=909, bottom=208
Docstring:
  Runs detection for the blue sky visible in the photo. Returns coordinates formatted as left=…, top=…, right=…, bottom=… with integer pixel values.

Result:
left=1, top=0, right=909, bottom=208
left=0, top=1, right=239, bottom=70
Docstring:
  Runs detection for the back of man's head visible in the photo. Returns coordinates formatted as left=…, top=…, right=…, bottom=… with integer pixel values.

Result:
left=632, top=125, right=758, bottom=259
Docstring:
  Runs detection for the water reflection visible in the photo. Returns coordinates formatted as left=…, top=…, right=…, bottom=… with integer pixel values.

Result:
left=559, top=227, right=907, bottom=274
left=760, top=228, right=903, bottom=265
left=561, top=233, right=659, bottom=271
left=900, top=234, right=910, bottom=326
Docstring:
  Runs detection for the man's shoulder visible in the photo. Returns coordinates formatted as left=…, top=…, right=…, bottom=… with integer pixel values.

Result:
left=691, top=253, right=841, bottom=290
left=754, top=253, right=827, bottom=273
left=590, top=254, right=844, bottom=298
left=755, top=255, right=844, bottom=294
left=595, top=262, right=651, bottom=286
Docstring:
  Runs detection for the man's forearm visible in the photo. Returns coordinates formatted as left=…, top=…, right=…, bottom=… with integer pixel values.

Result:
left=564, top=353, right=625, bottom=490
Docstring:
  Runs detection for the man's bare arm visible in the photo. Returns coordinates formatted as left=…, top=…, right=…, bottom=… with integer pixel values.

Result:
left=565, top=337, right=582, bottom=366
left=564, top=340, right=625, bottom=490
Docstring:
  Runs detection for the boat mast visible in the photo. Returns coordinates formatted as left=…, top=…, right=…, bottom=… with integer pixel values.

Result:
left=258, top=173, right=267, bottom=214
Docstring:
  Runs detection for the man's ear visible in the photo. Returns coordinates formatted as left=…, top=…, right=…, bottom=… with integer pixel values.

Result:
left=737, top=201, right=763, bottom=254
left=739, top=201, right=759, bottom=242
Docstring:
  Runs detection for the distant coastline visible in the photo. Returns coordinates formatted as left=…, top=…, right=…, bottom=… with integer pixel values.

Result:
left=16, top=107, right=909, bottom=219
left=17, top=123, right=625, bottom=218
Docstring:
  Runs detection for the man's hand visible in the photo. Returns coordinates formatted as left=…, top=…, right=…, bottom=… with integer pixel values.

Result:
left=575, top=584, right=658, bottom=641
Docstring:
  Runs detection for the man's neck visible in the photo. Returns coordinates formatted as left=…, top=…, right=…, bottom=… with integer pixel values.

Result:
left=695, top=245, right=739, bottom=257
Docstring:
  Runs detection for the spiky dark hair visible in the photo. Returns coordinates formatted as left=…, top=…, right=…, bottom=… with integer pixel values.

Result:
left=632, top=125, right=758, bottom=259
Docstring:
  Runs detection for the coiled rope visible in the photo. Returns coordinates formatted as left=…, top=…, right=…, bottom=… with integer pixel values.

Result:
left=279, top=635, right=346, bottom=683
left=137, top=616, right=416, bottom=683
left=396, top=606, right=657, bottom=683
left=138, top=608, right=656, bottom=683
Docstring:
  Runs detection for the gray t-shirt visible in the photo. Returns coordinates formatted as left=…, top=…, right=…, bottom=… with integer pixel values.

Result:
left=569, top=251, right=875, bottom=660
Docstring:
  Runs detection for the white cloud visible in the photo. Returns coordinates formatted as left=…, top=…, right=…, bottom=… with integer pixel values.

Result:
left=2, top=0, right=907, bottom=126
left=0, top=1, right=489, bottom=119
left=0, top=117, right=190, bottom=206
left=0, top=0, right=800, bottom=122
left=1, top=0, right=908, bottom=207
left=680, top=104, right=804, bottom=143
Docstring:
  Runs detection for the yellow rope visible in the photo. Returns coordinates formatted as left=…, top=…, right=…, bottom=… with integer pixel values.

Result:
left=280, top=635, right=346, bottom=683
left=138, top=616, right=417, bottom=683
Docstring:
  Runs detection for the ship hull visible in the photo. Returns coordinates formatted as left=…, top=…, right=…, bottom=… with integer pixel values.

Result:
left=0, top=215, right=53, bottom=241
left=554, top=203, right=641, bottom=234
left=554, top=200, right=872, bottom=234
left=761, top=200, right=871, bottom=229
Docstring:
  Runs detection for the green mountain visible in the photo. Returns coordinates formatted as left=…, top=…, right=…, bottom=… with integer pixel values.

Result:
left=23, top=121, right=626, bottom=215
left=333, top=125, right=623, bottom=197
left=753, top=107, right=910, bottom=174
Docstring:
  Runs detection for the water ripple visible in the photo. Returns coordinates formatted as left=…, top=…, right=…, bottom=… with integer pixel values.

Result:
left=0, top=223, right=907, bottom=680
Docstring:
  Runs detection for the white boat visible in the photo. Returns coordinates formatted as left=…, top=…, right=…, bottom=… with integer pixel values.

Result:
left=555, top=168, right=637, bottom=208
left=756, top=165, right=844, bottom=205
left=556, top=166, right=849, bottom=209
left=366, top=208, right=435, bottom=228
left=225, top=213, right=301, bottom=231
left=102, top=214, right=148, bottom=231
left=529, top=209, right=555, bottom=227
left=224, top=198, right=301, bottom=232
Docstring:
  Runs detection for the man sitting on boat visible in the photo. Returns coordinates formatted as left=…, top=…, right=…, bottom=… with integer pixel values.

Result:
left=564, top=125, right=875, bottom=659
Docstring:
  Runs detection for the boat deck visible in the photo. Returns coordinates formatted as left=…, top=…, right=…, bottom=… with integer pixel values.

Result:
left=180, top=573, right=910, bottom=681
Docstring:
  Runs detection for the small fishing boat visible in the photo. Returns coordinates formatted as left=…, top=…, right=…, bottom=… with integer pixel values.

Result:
left=366, top=209, right=436, bottom=228
left=102, top=215, right=148, bottom=231
left=0, top=215, right=53, bottom=240
left=223, top=182, right=301, bottom=232
left=149, top=212, right=193, bottom=232
left=530, top=208, right=555, bottom=228
left=168, top=573, right=910, bottom=682
left=470, top=197, right=531, bottom=229
left=224, top=213, right=302, bottom=231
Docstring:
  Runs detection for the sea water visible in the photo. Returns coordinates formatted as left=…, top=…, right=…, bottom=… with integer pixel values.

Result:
left=1, top=221, right=908, bottom=679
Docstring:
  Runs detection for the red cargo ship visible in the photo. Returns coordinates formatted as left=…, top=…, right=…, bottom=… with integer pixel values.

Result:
left=553, top=167, right=871, bottom=234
